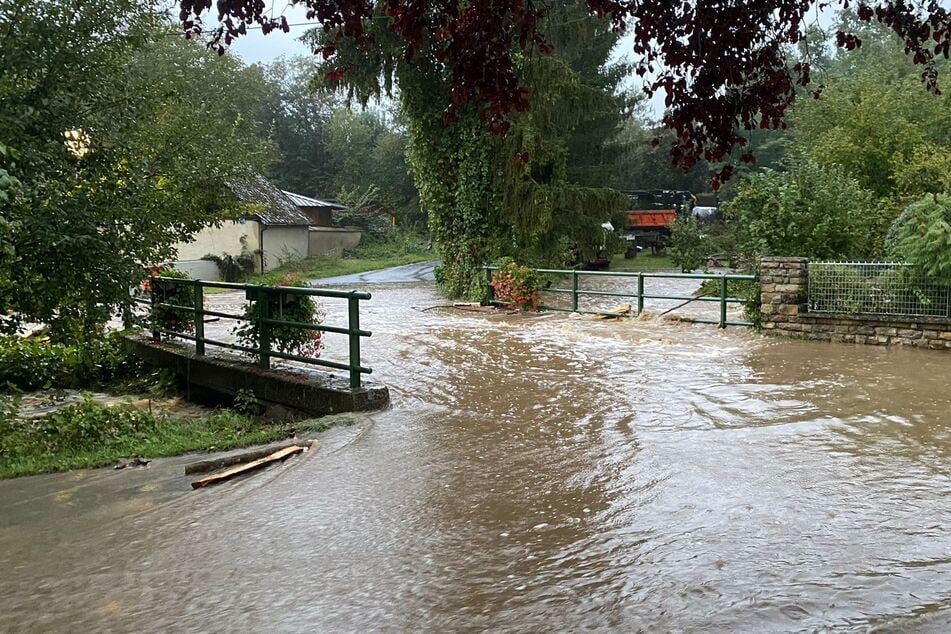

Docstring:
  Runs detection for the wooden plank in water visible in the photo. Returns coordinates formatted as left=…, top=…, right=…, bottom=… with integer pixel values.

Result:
left=190, top=445, right=305, bottom=489
left=184, top=440, right=314, bottom=475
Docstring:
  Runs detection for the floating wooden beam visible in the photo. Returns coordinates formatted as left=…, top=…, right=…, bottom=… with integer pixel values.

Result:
left=190, top=445, right=305, bottom=489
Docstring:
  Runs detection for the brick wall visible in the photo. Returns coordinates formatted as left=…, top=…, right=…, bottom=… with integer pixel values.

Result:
left=759, top=257, right=951, bottom=350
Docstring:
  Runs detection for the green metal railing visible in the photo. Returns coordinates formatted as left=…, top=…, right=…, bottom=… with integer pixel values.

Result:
left=140, top=277, right=373, bottom=389
left=484, top=266, right=757, bottom=328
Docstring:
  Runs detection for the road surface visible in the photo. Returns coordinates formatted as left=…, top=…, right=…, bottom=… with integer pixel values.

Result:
left=312, top=260, right=437, bottom=285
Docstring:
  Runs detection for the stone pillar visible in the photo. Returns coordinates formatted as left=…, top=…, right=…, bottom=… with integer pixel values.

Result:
left=759, top=257, right=809, bottom=330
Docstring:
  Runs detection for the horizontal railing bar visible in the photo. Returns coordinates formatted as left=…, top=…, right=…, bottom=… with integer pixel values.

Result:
left=189, top=336, right=259, bottom=356
left=483, top=266, right=755, bottom=281
left=199, top=308, right=248, bottom=321
left=261, top=317, right=371, bottom=337
left=151, top=276, right=372, bottom=300
left=152, top=304, right=369, bottom=336
left=154, top=302, right=197, bottom=312
left=575, top=289, right=640, bottom=299
left=264, top=350, right=372, bottom=374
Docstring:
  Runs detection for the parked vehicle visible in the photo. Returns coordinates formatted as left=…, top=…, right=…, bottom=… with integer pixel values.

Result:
left=623, top=190, right=693, bottom=255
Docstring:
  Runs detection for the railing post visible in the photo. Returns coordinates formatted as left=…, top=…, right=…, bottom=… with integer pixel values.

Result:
left=258, top=287, right=271, bottom=369
left=719, top=276, right=728, bottom=328
left=193, top=281, right=205, bottom=355
left=348, top=295, right=361, bottom=390
left=637, top=273, right=645, bottom=315
left=571, top=270, right=579, bottom=312
left=150, top=276, right=160, bottom=342
left=485, top=266, right=494, bottom=305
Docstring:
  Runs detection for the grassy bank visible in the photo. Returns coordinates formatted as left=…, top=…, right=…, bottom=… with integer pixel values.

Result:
left=609, top=253, right=677, bottom=271
left=249, top=237, right=433, bottom=286
left=0, top=397, right=299, bottom=478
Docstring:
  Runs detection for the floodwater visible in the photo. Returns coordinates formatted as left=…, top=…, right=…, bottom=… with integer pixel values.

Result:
left=2, top=277, right=951, bottom=632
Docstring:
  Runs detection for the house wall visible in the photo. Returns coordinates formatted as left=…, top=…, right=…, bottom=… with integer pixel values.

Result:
left=308, top=227, right=362, bottom=258
left=262, top=226, right=309, bottom=272
left=173, top=220, right=261, bottom=262
left=168, top=259, right=221, bottom=281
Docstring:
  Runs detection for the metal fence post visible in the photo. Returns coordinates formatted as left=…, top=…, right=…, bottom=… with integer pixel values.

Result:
left=150, top=276, right=160, bottom=342
left=194, top=281, right=205, bottom=355
left=637, top=273, right=645, bottom=314
left=348, top=295, right=361, bottom=390
left=257, top=288, right=271, bottom=369
left=571, top=270, right=579, bottom=312
left=719, top=276, right=728, bottom=328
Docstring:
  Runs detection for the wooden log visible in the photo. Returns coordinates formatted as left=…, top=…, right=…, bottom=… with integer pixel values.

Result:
left=184, top=440, right=314, bottom=475
left=190, top=445, right=305, bottom=489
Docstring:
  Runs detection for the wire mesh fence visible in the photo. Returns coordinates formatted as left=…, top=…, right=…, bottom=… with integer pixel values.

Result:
left=808, top=262, right=951, bottom=318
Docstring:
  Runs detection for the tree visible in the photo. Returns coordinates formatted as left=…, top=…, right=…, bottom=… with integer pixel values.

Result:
left=723, top=158, right=880, bottom=266
left=180, top=0, right=951, bottom=184
left=789, top=24, right=951, bottom=199
left=0, top=3, right=273, bottom=340
left=258, top=57, right=341, bottom=197
left=303, top=1, right=630, bottom=296
left=887, top=194, right=951, bottom=283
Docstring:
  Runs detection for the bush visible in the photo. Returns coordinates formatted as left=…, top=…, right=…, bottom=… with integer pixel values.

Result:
left=491, top=258, right=542, bottom=311
left=146, top=267, right=196, bottom=334
left=669, top=215, right=707, bottom=272
left=235, top=273, right=324, bottom=359
left=0, top=331, right=150, bottom=391
left=202, top=250, right=257, bottom=282
left=887, top=194, right=951, bottom=284
left=723, top=158, right=879, bottom=264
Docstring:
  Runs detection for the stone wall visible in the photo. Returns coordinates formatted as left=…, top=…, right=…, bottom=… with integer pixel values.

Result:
left=759, top=256, right=951, bottom=350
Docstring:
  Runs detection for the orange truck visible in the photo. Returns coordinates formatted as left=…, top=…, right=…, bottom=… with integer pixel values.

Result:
left=624, top=191, right=694, bottom=256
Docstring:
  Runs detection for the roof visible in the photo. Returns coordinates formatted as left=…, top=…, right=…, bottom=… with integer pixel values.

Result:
left=282, top=190, right=345, bottom=210
left=227, top=176, right=311, bottom=226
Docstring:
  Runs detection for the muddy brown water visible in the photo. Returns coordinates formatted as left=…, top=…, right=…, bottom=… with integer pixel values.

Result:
left=2, top=278, right=951, bottom=631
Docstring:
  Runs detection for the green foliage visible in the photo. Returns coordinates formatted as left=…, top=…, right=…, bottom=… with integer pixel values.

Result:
left=202, top=239, right=257, bottom=282
left=335, top=184, right=394, bottom=237
left=149, top=268, right=196, bottom=334
left=0, top=331, right=151, bottom=392
left=0, top=7, right=274, bottom=339
left=669, top=215, right=707, bottom=272
left=723, top=159, right=878, bottom=265
left=789, top=18, right=951, bottom=200
left=308, top=0, right=631, bottom=299
left=0, top=396, right=290, bottom=478
left=491, top=259, right=543, bottom=311
left=235, top=274, right=325, bottom=359
left=887, top=195, right=951, bottom=284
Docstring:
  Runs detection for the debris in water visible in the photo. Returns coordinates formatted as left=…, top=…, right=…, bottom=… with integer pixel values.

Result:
left=191, top=445, right=305, bottom=489
left=114, top=457, right=151, bottom=470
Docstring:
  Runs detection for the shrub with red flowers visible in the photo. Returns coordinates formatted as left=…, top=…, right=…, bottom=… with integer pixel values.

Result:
left=491, top=259, right=542, bottom=312
left=235, top=273, right=325, bottom=360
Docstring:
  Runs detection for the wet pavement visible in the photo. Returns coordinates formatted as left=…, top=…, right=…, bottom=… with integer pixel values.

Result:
left=311, top=260, right=437, bottom=285
left=2, top=276, right=951, bottom=632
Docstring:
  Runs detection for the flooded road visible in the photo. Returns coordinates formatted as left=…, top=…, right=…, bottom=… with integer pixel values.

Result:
left=2, top=279, right=951, bottom=631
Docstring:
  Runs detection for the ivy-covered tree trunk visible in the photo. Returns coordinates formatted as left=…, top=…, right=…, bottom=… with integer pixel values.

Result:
left=400, top=65, right=504, bottom=298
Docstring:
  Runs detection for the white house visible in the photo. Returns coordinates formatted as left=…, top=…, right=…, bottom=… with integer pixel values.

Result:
left=170, top=176, right=313, bottom=280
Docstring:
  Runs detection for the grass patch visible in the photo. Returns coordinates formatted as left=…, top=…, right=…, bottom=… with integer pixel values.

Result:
left=248, top=236, right=433, bottom=286
left=609, top=253, right=677, bottom=271
left=0, top=397, right=294, bottom=479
